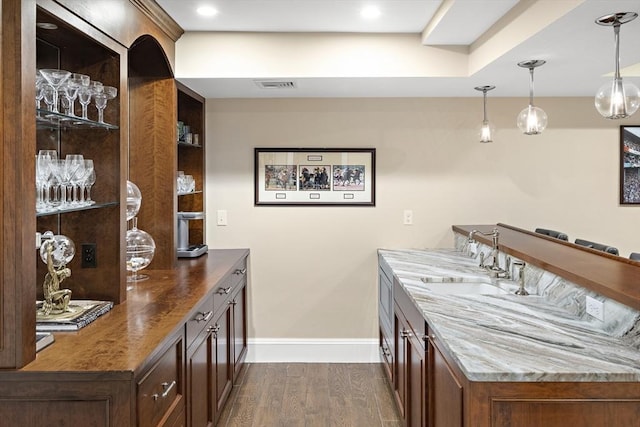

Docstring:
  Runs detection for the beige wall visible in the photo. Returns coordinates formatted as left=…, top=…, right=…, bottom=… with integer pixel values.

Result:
left=205, top=97, right=638, bottom=341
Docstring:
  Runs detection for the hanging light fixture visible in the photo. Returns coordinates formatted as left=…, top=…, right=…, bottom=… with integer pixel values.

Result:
left=474, top=85, right=496, bottom=143
left=517, top=60, right=547, bottom=135
left=594, top=12, right=639, bottom=119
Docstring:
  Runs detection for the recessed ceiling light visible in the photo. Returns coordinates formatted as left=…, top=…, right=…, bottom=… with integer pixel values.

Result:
left=361, top=5, right=381, bottom=20
left=197, top=5, right=218, bottom=17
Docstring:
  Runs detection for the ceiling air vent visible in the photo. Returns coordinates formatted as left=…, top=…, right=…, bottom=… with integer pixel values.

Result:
left=254, top=80, right=297, bottom=89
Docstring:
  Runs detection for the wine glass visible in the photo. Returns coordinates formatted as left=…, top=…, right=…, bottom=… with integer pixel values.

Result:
left=83, top=160, right=96, bottom=206
left=66, top=73, right=89, bottom=117
left=60, top=81, right=80, bottom=116
left=65, top=154, right=84, bottom=205
left=94, top=86, right=117, bottom=124
left=38, top=69, right=71, bottom=113
left=126, top=217, right=155, bottom=286
left=78, top=81, right=103, bottom=120
left=36, top=150, right=57, bottom=212
left=42, top=85, right=56, bottom=112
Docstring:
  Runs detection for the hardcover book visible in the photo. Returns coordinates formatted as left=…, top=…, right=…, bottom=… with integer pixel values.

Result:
left=36, top=300, right=114, bottom=331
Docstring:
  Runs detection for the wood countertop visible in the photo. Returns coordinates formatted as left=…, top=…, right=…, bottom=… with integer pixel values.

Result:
left=452, top=224, right=640, bottom=310
left=9, top=249, right=249, bottom=378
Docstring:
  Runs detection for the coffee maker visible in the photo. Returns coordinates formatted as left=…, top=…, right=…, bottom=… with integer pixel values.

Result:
left=177, top=211, right=208, bottom=258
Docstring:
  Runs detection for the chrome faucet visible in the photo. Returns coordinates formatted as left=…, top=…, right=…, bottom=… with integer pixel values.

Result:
left=468, top=228, right=509, bottom=279
left=513, top=261, right=529, bottom=295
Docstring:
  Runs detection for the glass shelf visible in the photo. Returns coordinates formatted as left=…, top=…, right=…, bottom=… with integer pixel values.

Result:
left=178, top=190, right=203, bottom=196
left=178, top=141, right=202, bottom=148
left=36, top=201, right=119, bottom=217
left=36, top=109, right=119, bottom=130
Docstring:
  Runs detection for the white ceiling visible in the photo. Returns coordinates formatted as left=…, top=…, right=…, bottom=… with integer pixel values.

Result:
left=156, top=0, right=640, bottom=98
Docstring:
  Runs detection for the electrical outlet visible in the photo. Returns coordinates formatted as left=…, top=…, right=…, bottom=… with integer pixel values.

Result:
left=403, top=210, right=413, bottom=225
left=82, top=243, right=97, bottom=268
left=586, top=295, right=604, bottom=321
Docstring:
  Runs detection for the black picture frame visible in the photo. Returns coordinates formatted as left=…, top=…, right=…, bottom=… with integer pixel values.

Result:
left=254, top=148, right=376, bottom=206
left=621, top=125, right=640, bottom=205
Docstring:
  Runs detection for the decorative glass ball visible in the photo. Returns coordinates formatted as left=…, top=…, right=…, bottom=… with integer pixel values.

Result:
left=595, top=79, right=640, bottom=119
left=126, top=180, right=142, bottom=221
left=126, top=218, right=156, bottom=279
left=40, top=234, right=75, bottom=267
left=517, top=105, right=547, bottom=135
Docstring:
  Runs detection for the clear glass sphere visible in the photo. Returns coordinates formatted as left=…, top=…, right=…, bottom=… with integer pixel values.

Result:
left=40, top=234, right=75, bottom=267
left=126, top=180, right=142, bottom=221
left=126, top=218, right=155, bottom=282
left=595, top=79, right=640, bottom=119
left=517, top=105, right=547, bottom=135
left=477, top=120, right=495, bottom=143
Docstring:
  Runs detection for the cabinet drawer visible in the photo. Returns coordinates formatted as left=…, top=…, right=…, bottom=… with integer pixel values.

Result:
left=138, top=338, right=183, bottom=427
left=213, top=257, right=247, bottom=313
left=185, top=294, right=214, bottom=348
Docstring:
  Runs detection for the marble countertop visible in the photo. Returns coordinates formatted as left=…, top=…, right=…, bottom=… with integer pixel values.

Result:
left=379, top=248, right=640, bottom=382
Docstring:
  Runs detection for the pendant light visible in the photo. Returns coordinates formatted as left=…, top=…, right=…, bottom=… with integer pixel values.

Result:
left=474, top=85, right=495, bottom=143
left=516, top=60, right=547, bottom=135
left=594, top=12, right=639, bottom=119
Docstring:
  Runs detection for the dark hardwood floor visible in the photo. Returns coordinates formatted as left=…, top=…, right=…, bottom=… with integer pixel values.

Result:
left=218, top=363, right=402, bottom=426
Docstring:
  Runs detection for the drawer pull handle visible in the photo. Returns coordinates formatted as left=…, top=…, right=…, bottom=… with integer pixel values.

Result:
left=195, top=311, right=213, bottom=323
left=152, top=381, right=176, bottom=401
left=217, top=286, right=232, bottom=295
left=400, top=329, right=413, bottom=339
left=234, top=268, right=247, bottom=275
left=229, top=299, right=237, bottom=306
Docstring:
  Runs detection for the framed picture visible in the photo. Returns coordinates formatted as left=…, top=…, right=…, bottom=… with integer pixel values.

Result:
left=254, top=148, right=376, bottom=206
left=621, top=125, right=640, bottom=204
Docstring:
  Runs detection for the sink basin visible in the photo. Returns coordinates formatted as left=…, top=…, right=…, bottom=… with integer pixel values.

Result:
left=422, top=281, right=509, bottom=295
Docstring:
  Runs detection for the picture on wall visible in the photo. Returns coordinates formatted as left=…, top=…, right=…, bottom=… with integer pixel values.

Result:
left=255, top=148, right=376, bottom=206
left=620, top=125, right=640, bottom=205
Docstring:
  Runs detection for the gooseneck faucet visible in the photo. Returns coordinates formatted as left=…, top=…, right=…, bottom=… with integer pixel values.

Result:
left=468, top=228, right=509, bottom=278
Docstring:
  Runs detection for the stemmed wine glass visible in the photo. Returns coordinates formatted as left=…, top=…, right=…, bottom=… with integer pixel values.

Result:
left=83, top=160, right=96, bottom=205
left=94, top=86, right=117, bottom=124
left=65, top=154, right=84, bottom=205
left=35, top=150, right=57, bottom=213
left=38, top=69, right=71, bottom=114
left=78, top=81, right=103, bottom=120
left=69, top=73, right=91, bottom=117
left=42, top=85, right=56, bottom=112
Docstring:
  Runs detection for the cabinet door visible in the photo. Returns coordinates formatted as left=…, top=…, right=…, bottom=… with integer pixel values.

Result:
left=394, top=310, right=408, bottom=421
left=231, top=279, right=247, bottom=380
left=188, top=329, right=214, bottom=427
left=213, top=305, right=233, bottom=424
left=408, top=332, right=427, bottom=427
left=430, top=337, right=463, bottom=427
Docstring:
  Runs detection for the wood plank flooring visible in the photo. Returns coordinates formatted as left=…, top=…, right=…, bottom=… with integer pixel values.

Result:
left=218, top=363, right=402, bottom=427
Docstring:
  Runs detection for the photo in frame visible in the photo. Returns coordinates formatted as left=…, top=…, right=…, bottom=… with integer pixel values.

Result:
left=254, top=148, right=376, bottom=206
left=621, top=125, right=640, bottom=204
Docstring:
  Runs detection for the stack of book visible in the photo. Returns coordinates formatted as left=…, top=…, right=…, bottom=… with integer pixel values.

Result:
left=36, top=300, right=113, bottom=331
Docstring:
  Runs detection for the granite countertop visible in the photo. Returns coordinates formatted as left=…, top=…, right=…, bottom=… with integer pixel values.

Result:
left=379, top=248, right=640, bottom=382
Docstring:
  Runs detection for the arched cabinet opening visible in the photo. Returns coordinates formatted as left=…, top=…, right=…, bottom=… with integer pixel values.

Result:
left=128, top=34, right=177, bottom=270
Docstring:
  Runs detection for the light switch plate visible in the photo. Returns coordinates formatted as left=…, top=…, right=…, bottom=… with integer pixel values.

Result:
left=403, top=210, right=413, bottom=225
left=586, top=295, right=604, bottom=321
left=217, top=210, right=228, bottom=226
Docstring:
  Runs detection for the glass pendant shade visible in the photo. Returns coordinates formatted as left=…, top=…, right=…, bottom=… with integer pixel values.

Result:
left=474, top=85, right=495, bottom=143
left=517, top=60, right=547, bottom=135
left=595, top=12, right=639, bottom=119
left=517, top=105, right=548, bottom=135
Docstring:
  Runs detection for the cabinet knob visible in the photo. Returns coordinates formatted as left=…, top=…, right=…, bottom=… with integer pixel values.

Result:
left=234, top=268, right=247, bottom=275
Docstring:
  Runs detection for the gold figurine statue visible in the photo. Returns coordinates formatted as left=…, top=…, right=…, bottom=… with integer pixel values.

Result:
left=40, top=243, right=73, bottom=316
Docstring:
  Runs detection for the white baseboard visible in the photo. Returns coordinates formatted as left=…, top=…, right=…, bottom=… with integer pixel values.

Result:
left=246, top=338, right=381, bottom=363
